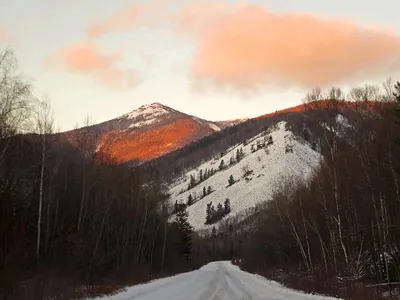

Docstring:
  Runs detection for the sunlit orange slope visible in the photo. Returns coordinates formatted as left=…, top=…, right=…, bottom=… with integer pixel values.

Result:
left=100, top=118, right=215, bottom=163
left=60, top=103, right=242, bottom=164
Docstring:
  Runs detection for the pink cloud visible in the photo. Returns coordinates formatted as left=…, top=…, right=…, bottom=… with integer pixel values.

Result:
left=46, top=42, right=140, bottom=90
left=87, top=5, right=143, bottom=39
left=87, top=0, right=175, bottom=39
left=178, top=2, right=400, bottom=90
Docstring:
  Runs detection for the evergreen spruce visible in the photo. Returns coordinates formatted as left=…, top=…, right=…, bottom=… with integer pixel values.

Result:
left=267, top=135, right=273, bottom=145
left=189, top=174, right=196, bottom=189
left=228, top=174, right=235, bottom=186
left=203, top=186, right=207, bottom=198
left=199, top=169, right=203, bottom=182
left=174, top=200, right=178, bottom=213
left=207, top=185, right=212, bottom=195
left=205, top=202, right=212, bottom=224
left=219, top=159, right=225, bottom=170
left=224, top=198, right=231, bottom=214
left=174, top=207, right=193, bottom=261
left=187, top=194, right=193, bottom=206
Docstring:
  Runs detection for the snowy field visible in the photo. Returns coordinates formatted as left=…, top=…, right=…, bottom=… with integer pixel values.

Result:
left=169, top=122, right=322, bottom=230
left=87, top=261, right=341, bottom=300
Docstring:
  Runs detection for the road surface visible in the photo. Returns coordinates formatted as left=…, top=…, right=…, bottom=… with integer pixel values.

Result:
left=89, top=261, right=340, bottom=300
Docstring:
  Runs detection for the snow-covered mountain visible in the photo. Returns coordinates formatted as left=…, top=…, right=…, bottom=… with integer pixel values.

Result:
left=59, top=103, right=245, bottom=163
left=168, top=121, right=322, bottom=230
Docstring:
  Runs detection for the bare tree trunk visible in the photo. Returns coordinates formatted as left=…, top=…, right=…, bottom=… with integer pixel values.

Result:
left=36, top=122, right=46, bottom=261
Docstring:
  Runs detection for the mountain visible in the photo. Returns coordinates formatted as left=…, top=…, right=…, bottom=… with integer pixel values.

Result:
left=168, top=121, right=322, bottom=230
left=59, top=102, right=245, bottom=163
left=149, top=99, right=391, bottom=230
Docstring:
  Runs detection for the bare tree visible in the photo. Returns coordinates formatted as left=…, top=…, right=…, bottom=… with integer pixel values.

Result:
left=327, top=86, right=344, bottom=101
left=348, top=84, right=381, bottom=102
left=35, top=97, right=54, bottom=261
left=303, top=86, right=323, bottom=103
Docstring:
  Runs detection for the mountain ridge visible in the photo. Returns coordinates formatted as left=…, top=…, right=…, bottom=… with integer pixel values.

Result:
left=58, top=102, right=248, bottom=163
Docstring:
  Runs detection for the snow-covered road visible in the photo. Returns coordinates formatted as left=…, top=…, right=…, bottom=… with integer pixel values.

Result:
left=89, top=261, right=341, bottom=300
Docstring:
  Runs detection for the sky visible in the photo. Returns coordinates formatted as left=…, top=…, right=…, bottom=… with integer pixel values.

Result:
left=1, top=0, right=400, bottom=131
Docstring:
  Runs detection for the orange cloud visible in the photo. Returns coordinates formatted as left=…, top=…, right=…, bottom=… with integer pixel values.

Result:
left=87, top=0, right=175, bottom=39
left=46, top=42, right=140, bottom=90
left=87, top=4, right=143, bottom=38
left=181, top=3, right=400, bottom=89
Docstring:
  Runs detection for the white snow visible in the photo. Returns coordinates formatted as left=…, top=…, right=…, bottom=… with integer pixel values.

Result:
left=87, top=261, right=341, bottom=300
left=208, top=122, right=222, bottom=132
left=120, top=103, right=169, bottom=128
left=169, top=122, right=322, bottom=230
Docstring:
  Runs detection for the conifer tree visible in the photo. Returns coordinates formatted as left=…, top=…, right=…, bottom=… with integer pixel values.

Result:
left=203, top=186, right=207, bottom=198
left=174, top=207, right=193, bottom=261
left=224, top=198, right=231, bottom=214
left=228, top=174, right=235, bottom=186
left=187, top=194, right=193, bottom=206
left=174, top=200, right=178, bottom=213
left=219, top=159, right=225, bottom=170
left=199, top=169, right=203, bottom=182
left=217, top=202, right=223, bottom=217
left=207, top=185, right=212, bottom=195
left=267, top=135, right=273, bottom=145
left=205, top=202, right=212, bottom=224
left=189, top=174, right=196, bottom=188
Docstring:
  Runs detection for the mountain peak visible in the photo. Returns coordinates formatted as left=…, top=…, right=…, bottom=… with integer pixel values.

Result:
left=122, top=102, right=171, bottom=121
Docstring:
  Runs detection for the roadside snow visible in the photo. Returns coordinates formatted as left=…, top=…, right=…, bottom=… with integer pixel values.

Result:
left=169, top=122, right=322, bottom=230
left=87, top=261, right=341, bottom=300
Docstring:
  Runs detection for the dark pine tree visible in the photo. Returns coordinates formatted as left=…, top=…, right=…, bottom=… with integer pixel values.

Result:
left=267, top=135, right=273, bottom=145
left=199, top=169, right=203, bottom=182
left=217, top=202, right=224, bottom=218
left=228, top=174, right=235, bottom=186
left=224, top=198, right=231, bottom=214
left=187, top=194, right=193, bottom=206
left=174, top=207, right=193, bottom=261
left=203, top=186, right=207, bottom=198
left=174, top=200, right=178, bottom=213
left=219, top=159, right=225, bottom=170
left=205, top=202, right=212, bottom=224
left=229, top=156, right=235, bottom=165
left=189, top=174, right=196, bottom=189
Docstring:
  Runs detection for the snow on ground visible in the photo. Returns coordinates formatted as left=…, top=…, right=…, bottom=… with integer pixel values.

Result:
left=87, top=261, right=341, bottom=300
left=169, top=122, right=322, bottom=230
left=119, top=103, right=170, bottom=128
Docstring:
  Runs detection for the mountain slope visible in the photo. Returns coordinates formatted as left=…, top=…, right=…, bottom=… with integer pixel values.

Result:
left=168, top=121, right=321, bottom=230
left=88, top=261, right=340, bottom=300
left=60, top=103, right=245, bottom=163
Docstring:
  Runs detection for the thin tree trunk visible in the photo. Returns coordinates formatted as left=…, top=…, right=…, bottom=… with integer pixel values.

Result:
left=36, top=131, right=45, bottom=261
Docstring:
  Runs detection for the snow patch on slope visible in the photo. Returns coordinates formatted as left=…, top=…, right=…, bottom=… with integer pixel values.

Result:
left=169, top=122, right=322, bottom=230
left=120, top=103, right=169, bottom=128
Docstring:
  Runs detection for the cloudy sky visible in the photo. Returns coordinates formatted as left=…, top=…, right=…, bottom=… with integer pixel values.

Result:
left=1, top=0, right=400, bottom=130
